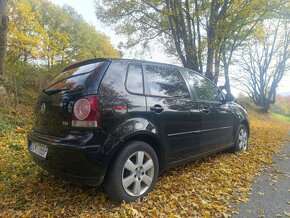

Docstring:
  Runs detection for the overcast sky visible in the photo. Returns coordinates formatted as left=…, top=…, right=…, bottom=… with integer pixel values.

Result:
left=50, top=0, right=173, bottom=62
left=50, top=0, right=289, bottom=95
left=50, top=0, right=120, bottom=46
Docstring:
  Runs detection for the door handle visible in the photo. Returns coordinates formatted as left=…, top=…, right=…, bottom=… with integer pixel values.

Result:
left=201, top=107, right=210, bottom=113
left=150, top=104, right=164, bottom=113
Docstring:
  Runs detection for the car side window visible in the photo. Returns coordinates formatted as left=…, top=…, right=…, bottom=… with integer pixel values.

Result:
left=126, top=64, right=143, bottom=94
left=144, top=65, right=190, bottom=98
left=183, top=70, right=223, bottom=101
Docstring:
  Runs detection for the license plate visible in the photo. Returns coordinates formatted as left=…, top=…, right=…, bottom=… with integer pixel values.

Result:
left=30, top=142, right=48, bottom=158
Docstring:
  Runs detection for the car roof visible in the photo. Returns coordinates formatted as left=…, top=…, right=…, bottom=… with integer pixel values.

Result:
left=63, top=58, right=194, bottom=72
left=109, top=58, right=183, bottom=69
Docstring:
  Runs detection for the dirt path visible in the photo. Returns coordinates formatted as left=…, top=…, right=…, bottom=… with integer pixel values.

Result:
left=236, top=135, right=290, bottom=217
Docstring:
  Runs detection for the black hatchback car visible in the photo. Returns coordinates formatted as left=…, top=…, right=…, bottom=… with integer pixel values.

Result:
left=28, top=58, right=249, bottom=202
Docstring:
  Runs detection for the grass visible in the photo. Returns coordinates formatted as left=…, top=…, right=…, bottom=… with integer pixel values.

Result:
left=271, top=113, right=290, bottom=122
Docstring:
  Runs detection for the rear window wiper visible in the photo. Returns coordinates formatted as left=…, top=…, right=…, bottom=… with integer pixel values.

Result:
left=43, top=88, right=70, bottom=95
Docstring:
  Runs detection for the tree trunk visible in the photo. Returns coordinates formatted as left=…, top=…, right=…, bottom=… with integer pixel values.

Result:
left=47, top=56, right=50, bottom=69
left=194, top=0, right=203, bottom=74
left=205, top=37, right=215, bottom=81
left=205, top=0, right=218, bottom=81
left=224, top=64, right=231, bottom=95
left=23, top=53, right=28, bottom=63
left=0, top=0, right=8, bottom=90
left=213, top=45, right=222, bottom=84
left=262, top=100, right=270, bottom=113
left=222, top=50, right=232, bottom=95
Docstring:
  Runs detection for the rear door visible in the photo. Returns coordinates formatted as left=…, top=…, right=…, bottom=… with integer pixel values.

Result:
left=144, top=64, right=202, bottom=163
left=98, top=60, right=147, bottom=134
left=182, top=70, right=235, bottom=152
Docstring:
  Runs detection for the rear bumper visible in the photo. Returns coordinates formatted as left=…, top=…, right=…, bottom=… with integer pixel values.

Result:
left=27, top=130, right=108, bottom=186
left=31, top=156, right=104, bottom=186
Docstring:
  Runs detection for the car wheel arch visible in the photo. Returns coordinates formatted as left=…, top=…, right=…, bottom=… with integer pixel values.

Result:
left=241, top=119, right=250, bottom=136
left=104, top=132, right=165, bottom=181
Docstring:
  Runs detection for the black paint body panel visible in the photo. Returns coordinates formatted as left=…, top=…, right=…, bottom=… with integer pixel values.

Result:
left=27, top=58, right=249, bottom=186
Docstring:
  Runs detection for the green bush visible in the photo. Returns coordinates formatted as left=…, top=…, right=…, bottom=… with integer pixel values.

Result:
left=5, top=60, right=65, bottom=106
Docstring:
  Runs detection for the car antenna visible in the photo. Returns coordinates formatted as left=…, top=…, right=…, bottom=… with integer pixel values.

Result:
left=85, top=40, right=97, bottom=59
left=76, top=32, right=97, bottom=59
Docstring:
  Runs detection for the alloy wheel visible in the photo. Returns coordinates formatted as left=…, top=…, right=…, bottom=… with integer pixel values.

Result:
left=122, top=151, right=155, bottom=196
left=238, top=128, right=248, bottom=151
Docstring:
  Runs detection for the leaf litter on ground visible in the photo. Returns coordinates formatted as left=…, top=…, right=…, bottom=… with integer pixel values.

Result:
left=0, top=110, right=289, bottom=217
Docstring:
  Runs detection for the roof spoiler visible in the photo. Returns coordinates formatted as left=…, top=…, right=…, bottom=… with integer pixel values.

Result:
left=62, top=58, right=111, bottom=72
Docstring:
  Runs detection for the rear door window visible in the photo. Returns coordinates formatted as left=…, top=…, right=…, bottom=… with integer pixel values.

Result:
left=144, top=65, right=190, bottom=98
left=125, top=64, right=143, bottom=94
left=45, top=62, right=105, bottom=93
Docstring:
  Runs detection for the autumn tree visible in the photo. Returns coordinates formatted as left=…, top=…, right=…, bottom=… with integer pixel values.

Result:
left=61, top=5, right=120, bottom=62
left=234, top=20, right=290, bottom=113
left=95, top=0, right=286, bottom=86
left=8, top=0, right=46, bottom=63
left=220, top=0, right=290, bottom=95
left=0, top=0, right=8, bottom=93
left=7, top=0, right=120, bottom=68
left=39, top=0, right=71, bottom=67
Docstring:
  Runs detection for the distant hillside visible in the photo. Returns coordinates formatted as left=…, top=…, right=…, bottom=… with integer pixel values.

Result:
left=278, top=91, right=290, bottom=97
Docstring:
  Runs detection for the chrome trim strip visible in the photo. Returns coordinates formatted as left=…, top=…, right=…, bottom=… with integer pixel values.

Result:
left=168, top=126, right=232, bottom=137
left=201, top=126, right=232, bottom=133
left=168, top=130, right=201, bottom=137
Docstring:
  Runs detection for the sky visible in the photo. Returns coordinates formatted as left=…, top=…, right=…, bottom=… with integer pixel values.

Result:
left=50, top=0, right=289, bottom=95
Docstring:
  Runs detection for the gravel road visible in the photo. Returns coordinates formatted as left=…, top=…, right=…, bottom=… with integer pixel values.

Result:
left=235, top=135, right=290, bottom=218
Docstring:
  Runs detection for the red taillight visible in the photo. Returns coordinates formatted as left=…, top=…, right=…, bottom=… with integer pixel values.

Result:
left=72, top=95, right=100, bottom=128
left=74, top=99, right=91, bottom=120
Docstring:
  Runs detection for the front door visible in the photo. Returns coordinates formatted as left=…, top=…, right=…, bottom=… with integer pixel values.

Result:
left=182, top=69, right=235, bottom=153
left=198, top=100, right=235, bottom=152
left=143, top=64, right=202, bottom=163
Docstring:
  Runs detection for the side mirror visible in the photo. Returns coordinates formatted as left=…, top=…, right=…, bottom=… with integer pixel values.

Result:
left=224, top=93, right=235, bottom=102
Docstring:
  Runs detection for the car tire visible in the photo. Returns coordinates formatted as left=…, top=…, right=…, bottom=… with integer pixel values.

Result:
left=104, top=141, right=159, bottom=202
left=231, top=124, right=249, bottom=152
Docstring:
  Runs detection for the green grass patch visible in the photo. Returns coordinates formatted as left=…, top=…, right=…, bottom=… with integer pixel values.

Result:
left=0, top=114, right=16, bottom=137
left=272, top=113, right=290, bottom=122
left=0, top=113, right=26, bottom=137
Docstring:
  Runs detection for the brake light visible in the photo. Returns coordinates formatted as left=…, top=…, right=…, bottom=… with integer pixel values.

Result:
left=72, top=96, right=100, bottom=128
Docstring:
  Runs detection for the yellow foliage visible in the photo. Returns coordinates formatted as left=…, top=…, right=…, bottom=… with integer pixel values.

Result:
left=8, top=0, right=47, bottom=59
left=7, top=0, right=120, bottom=66
left=0, top=110, right=289, bottom=217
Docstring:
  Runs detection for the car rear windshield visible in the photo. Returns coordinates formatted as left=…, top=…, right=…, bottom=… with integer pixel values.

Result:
left=45, top=62, right=105, bottom=93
